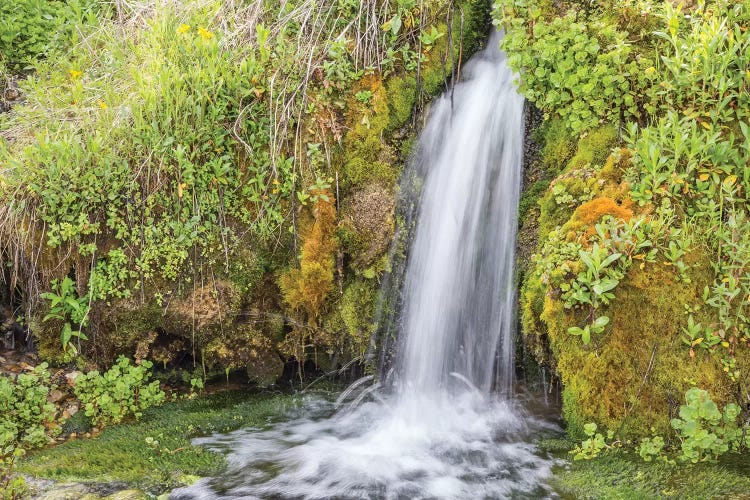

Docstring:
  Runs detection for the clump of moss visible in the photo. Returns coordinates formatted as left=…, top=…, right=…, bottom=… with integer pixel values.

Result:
left=202, top=325, right=282, bottom=386
left=537, top=169, right=599, bottom=241
left=522, top=120, right=741, bottom=439
left=340, top=77, right=399, bottom=190
left=539, top=117, right=577, bottom=170
left=566, top=196, right=633, bottom=238
left=385, top=75, right=417, bottom=131
left=551, top=252, right=728, bottom=438
left=534, top=125, right=618, bottom=240
left=339, top=280, right=378, bottom=355
left=567, top=125, right=619, bottom=171
left=338, top=184, right=395, bottom=272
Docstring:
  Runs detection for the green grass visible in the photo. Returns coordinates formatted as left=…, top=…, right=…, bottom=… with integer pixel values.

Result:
left=546, top=439, right=750, bottom=500
left=19, top=390, right=302, bottom=492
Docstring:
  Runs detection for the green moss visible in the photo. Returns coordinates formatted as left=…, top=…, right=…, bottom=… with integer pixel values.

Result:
left=339, top=280, right=378, bottom=354
left=344, top=158, right=396, bottom=188
left=60, top=411, right=93, bottom=436
left=567, top=125, right=619, bottom=171
left=520, top=271, right=553, bottom=367
left=553, top=451, right=750, bottom=500
left=19, top=391, right=301, bottom=491
left=537, top=188, right=574, bottom=242
left=518, top=177, right=551, bottom=223
left=420, top=23, right=451, bottom=97
left=532, top=121, right=610, bottom=241
left=539, top=117, right=577, bottom=170
left=340, top=77, right=400, bottom=190
left=385, top=75, right=417, bottom=130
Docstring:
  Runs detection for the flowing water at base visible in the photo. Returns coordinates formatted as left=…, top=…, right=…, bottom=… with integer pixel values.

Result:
left=171, top=391, right=560, bottom=499
left=172, top=33, right=560, bottom=499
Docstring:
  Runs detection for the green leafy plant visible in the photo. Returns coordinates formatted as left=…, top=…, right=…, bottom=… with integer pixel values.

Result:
left=0, top=364, right=59, bottom=497
left=41, top=277, right=89, bottom=355
left=670, top=388, right=744, bottom=463
left=567, top=315, right=609, bottom=346
left=496, top=3, right=653, bottom=133
left=637, top=435, right=667, bottom=463
left=564, top=244, right=622, bottom=310
left=0, top=0, right=100, bottom=71
left=571, top=423, right=619, bottom=460
left=73, top=356, right=165, bottom=427
left=188, top=377, right=204, bottom=398
left=563, top=243, right=622, bottom=344
left=297, top=177, right=333, bottom=206
left=681, top=315, right=721, bottom=354
left=355, top=90, right=373, bottom=104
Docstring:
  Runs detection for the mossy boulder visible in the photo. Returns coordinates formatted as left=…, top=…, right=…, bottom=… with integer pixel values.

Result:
left=202, top=324, right=283, bottom=387
left=520, top=123, right=746, bottom=438
left=551, top=252, right=730, bottom=437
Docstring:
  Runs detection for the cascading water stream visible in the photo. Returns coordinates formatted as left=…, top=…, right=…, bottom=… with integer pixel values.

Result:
left=396, top=30, right=522, bottom=399
left=172, top=33, right=558, bottom=500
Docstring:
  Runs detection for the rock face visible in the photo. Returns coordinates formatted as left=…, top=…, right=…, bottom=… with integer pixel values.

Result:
left=0, top=2, right=495, bottom=386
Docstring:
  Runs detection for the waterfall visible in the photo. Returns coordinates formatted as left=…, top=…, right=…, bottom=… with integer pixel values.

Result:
left=171, top=33, right=556, bottom=500
left=396, top=30, right=522, bottom=398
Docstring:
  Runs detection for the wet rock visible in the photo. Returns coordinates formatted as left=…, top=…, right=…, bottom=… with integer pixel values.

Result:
left=65, top=371, right=81, bottom=386
left=48, top=389, right=64, bottom=403
left=104, top=490, right=149, bottom=500
left=35, top=484, right=91, bottom=500
left=63, top=403, right=79, bottom=418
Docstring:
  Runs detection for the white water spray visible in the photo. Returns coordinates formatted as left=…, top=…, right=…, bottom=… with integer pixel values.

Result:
left=172, top=33, right=557, bottom=500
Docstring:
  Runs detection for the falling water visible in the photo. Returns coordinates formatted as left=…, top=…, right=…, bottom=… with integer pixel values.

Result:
left=172, top=32, right=558, bottom=500
left=397, top=30, right=522, bottom=398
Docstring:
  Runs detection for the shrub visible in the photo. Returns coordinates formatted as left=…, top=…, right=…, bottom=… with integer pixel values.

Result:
left=74, top=356, right=165, bottom=427
left=497, top=4, right=651, bottom=133
left=0, top=0, right=99, bottom=72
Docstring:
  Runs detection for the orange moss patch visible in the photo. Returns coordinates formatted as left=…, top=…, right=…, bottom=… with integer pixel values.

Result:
left=278, top=192, right=338, bottom=323
left=572, top=197, right=634, bottom=227
left=565, top=196, right=635, bottom=241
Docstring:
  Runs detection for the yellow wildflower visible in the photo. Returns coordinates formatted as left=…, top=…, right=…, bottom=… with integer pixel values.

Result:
left=198, top=27, right=214, bottom=40
left=272, top=179, right=280, bottom=185
left=177, top=24, right=191, bottom=34
left=98, top=100, right=107, bottom=109
left=69, top=69, right=82, bottom=80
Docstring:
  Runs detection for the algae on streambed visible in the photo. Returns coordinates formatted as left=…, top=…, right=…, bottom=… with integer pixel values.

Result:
left=541, top=438, right=750, bottom=500
left=19, top=390, right=304, bottom=493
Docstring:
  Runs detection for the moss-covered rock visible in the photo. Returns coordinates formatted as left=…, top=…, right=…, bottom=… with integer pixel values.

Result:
left=520, top=121, right=746, bottom=438
left=553, top=252, right=727, bottom=437
left=339, top=184, right=395, bottom=272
